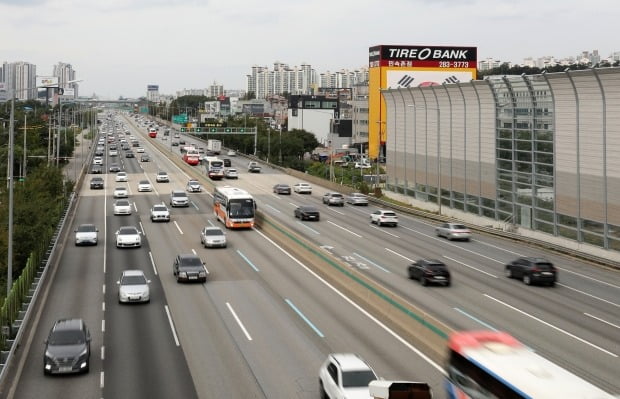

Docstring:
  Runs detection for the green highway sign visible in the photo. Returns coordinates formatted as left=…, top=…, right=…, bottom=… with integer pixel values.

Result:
left=186, top=127, right=257, bottom=135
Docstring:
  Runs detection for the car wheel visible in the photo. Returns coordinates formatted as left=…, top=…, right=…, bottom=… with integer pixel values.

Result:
left=445, top=281, right=451, bottom=287
left=549, top=281, right=556, bottom=287
left=505, top=267, right=513, bottom=278
left=378, top=221, right=383, bottom=227
left=421, top=277, right=428, bottom=286
left=523, top=274, right=532, bottom=285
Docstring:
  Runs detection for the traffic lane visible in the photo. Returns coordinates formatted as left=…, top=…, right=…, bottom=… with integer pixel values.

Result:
left=250, top=189, right=620, bottom=392
left=226, top=227, right=448, bottom=397
left=103, top=217, right=198, bottom=399
left=12, top=188, right=107, bottom=399
left=144, top=220, right=266, bottom=398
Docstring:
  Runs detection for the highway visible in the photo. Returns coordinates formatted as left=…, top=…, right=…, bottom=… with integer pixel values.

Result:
left=7, top=112, right=619, bottom=398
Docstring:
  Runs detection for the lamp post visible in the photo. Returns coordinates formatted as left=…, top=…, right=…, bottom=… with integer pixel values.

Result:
left=279, top=125, right=282, bottom=164
left=22, top=106, right=33, bottom=178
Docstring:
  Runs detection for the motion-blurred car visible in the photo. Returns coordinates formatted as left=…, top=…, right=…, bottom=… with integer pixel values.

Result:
left=273, top=184, right=291, bottom=195
left=223, top=158, right=231, bottom=167
left=90, top=165, right=102, bottom=174
left=505, top=257, right=557, bottom=286
left=370, top=210, right=398, bottom=226
left=115, top=226, right=141, bottom=248
left=155, top=171, right=169, bottom=183
left=89, top=176, right=104, bottom=189
left=137, top=180, right=152, bottom=192
left=136, top=147, right=145, bottom=153
left=345, top=192, right=369, bottom=206
left=150, top=203, right=170, bottom=222
left=408, top=259, right=451, bottom=286
left=293, top=182, right=312, bottom=194
left=113, top=199, right=132, bottom=215
left=322, top=192, right=345, bottom=206
left=200, top=226, right=227, bottom=248
left=186, top=179, right=201, bottom=192
left=294, top=205, right=320, bottom=221
left=115, top=172, right=128, bottom=182
left=125, top=151, right=135, bottom=158
left=109, top=163, right=121, bottom=173
left=92, top=156, right=103, bottom=165
left=224, top=168, right=238, bottom=179
left=226, top=150, right=236, bottom=156
left=117, top=270, right=150, bottom=303
left=318, top=353, right=377, bottom=399
left=140, top=154, right=150, bottom=162
left=435, top=223, right=471, bottom=241
left=170, top=190, right=189, bottom=207
left=113, top=186, right=128, bottom=198
left=74, top=224, right=98, bottom=246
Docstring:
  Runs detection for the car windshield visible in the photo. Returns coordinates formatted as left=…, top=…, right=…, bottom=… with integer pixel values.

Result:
left=301, top=206, right=317, bottom=212
left=49, top=330, right=85, bottom=345
left=180, top=257, right=203, bottom=266
left=116, top=200, right=129, bottom=206
left=383, top=212, right=397, bottom=217
left=115, top=187, right=125, bottom=191
left=153, top=206, right=167, bottom=211
left=77, top=225, right=96, bottom=232
left=118, top=227, right=138, bottom=235
left=204, top=229, right=223, bottom=236
left=189, top=180, right=199, bottom=185
left=342, top=370, right=377, bottom=388
left=452, top=224, right=468, bottom=230
left=117, top=172, right=126, bottom=176
left=427, top=264, right=447, bottom=270
left=227, top=169, right=237, bottom=173
left=331, top=194, right=343, bottom=198
left=172, top=192, right=186, bottom=197
left=121, top=275, right=147, bottom=285
left=139, top=180, right=149, bottom=185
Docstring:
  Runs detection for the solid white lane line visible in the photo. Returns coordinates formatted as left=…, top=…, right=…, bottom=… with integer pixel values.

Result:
left=253, top=228, right=445, bottom=375
left=296, top=221, right=320, bottom=235
left=484, top=294, right=618, bottom=357
left=139, top=221, right=145, bottom=236
left=164, top=305, right=180, bottom=346
left=385, top=247, right=415, bottom=263
left=369, top=225, right=399, bottom=238
left=327, top=221, right=363, bottom=237
left=584, top=313, right=620, bottom=329
left=557, top=269, right=620, bottom=289
left=265, top=204, right=281, bottom=213
left=133, top=202, right=138, bottom=212
left=327, top=207, right=345, bottom=215
left=444, top=256, right=498, bottom=278
left=149, top=251, right=158, bottom=275
left=556, top=283, right=620, bottom=308
left=226, top=302, right=253, bottom=341
left=174, top=221, right=184, bottom=235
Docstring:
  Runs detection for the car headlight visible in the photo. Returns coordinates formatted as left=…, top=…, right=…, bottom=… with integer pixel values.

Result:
left=179, top=272, right=187, bottom=278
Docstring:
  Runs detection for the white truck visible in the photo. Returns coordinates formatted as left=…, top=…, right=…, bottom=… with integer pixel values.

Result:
left=207, top=139, right=221, bottom=155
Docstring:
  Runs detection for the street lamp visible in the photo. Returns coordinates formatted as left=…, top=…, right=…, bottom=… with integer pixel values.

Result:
left=22, top=106, right=33, bottom=178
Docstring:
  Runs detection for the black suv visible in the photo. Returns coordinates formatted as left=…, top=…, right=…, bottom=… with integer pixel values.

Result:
left=505, top=257, right=557, bottom=286
left=173, top=254, right=207, bottom=283
left=90, top=176, right=104, bottom=189
left=407, top=259, right=451, bottom=286
left=44, top=318, right=91, bottom=375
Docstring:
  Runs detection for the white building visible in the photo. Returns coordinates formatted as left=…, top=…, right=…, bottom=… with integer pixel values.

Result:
left=1, top=61, right=37, bottom=100
left=53, top=62, right=78, bottom=98
left=246, top=62, right=317, bottom=98
left=147, top=85, right=159, bottom=102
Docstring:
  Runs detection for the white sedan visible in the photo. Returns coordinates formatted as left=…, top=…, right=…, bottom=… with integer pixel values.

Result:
left=293, top=182, right=312, bottom=194
left=113, top=186, right=129, bottom=198
left=136, top=147, right=145, bottom=153
left=113, top=199, right=132, bottom=215
left=117, top=270, right=150, bottom=303
left=115, top=226, right=142, bottom=248
left=92, top=156, right=103, bottom=165
left=115, top=172, right=128, bottom=182
left=137, top=180, right=152, bottom=192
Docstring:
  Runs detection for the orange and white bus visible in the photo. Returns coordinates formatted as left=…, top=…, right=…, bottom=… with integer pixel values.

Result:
left=213, top=186, right=255, bottom=229
left=446, top=330, right=616, bottom=399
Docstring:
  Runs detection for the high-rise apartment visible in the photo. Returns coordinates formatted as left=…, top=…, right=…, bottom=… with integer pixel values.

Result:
left=53, top=62, right=78, bottom=98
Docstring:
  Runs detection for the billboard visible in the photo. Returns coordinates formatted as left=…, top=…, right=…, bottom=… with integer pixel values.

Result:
left=147, top=85, right=159, bottom=91
left=36, top=76, right=59, bottom=87
left=368, top=44, right=477, bottom=159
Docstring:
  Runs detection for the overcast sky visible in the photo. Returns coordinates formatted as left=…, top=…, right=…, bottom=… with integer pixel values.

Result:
left=2, top=0, right=618, bottom=99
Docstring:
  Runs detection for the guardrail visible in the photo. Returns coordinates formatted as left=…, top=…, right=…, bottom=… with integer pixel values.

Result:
left=0, top=194, right=72, bottom=378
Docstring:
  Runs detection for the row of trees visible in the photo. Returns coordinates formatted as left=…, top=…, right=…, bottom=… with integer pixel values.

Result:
left=0, top=100, right=92, bottom=295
